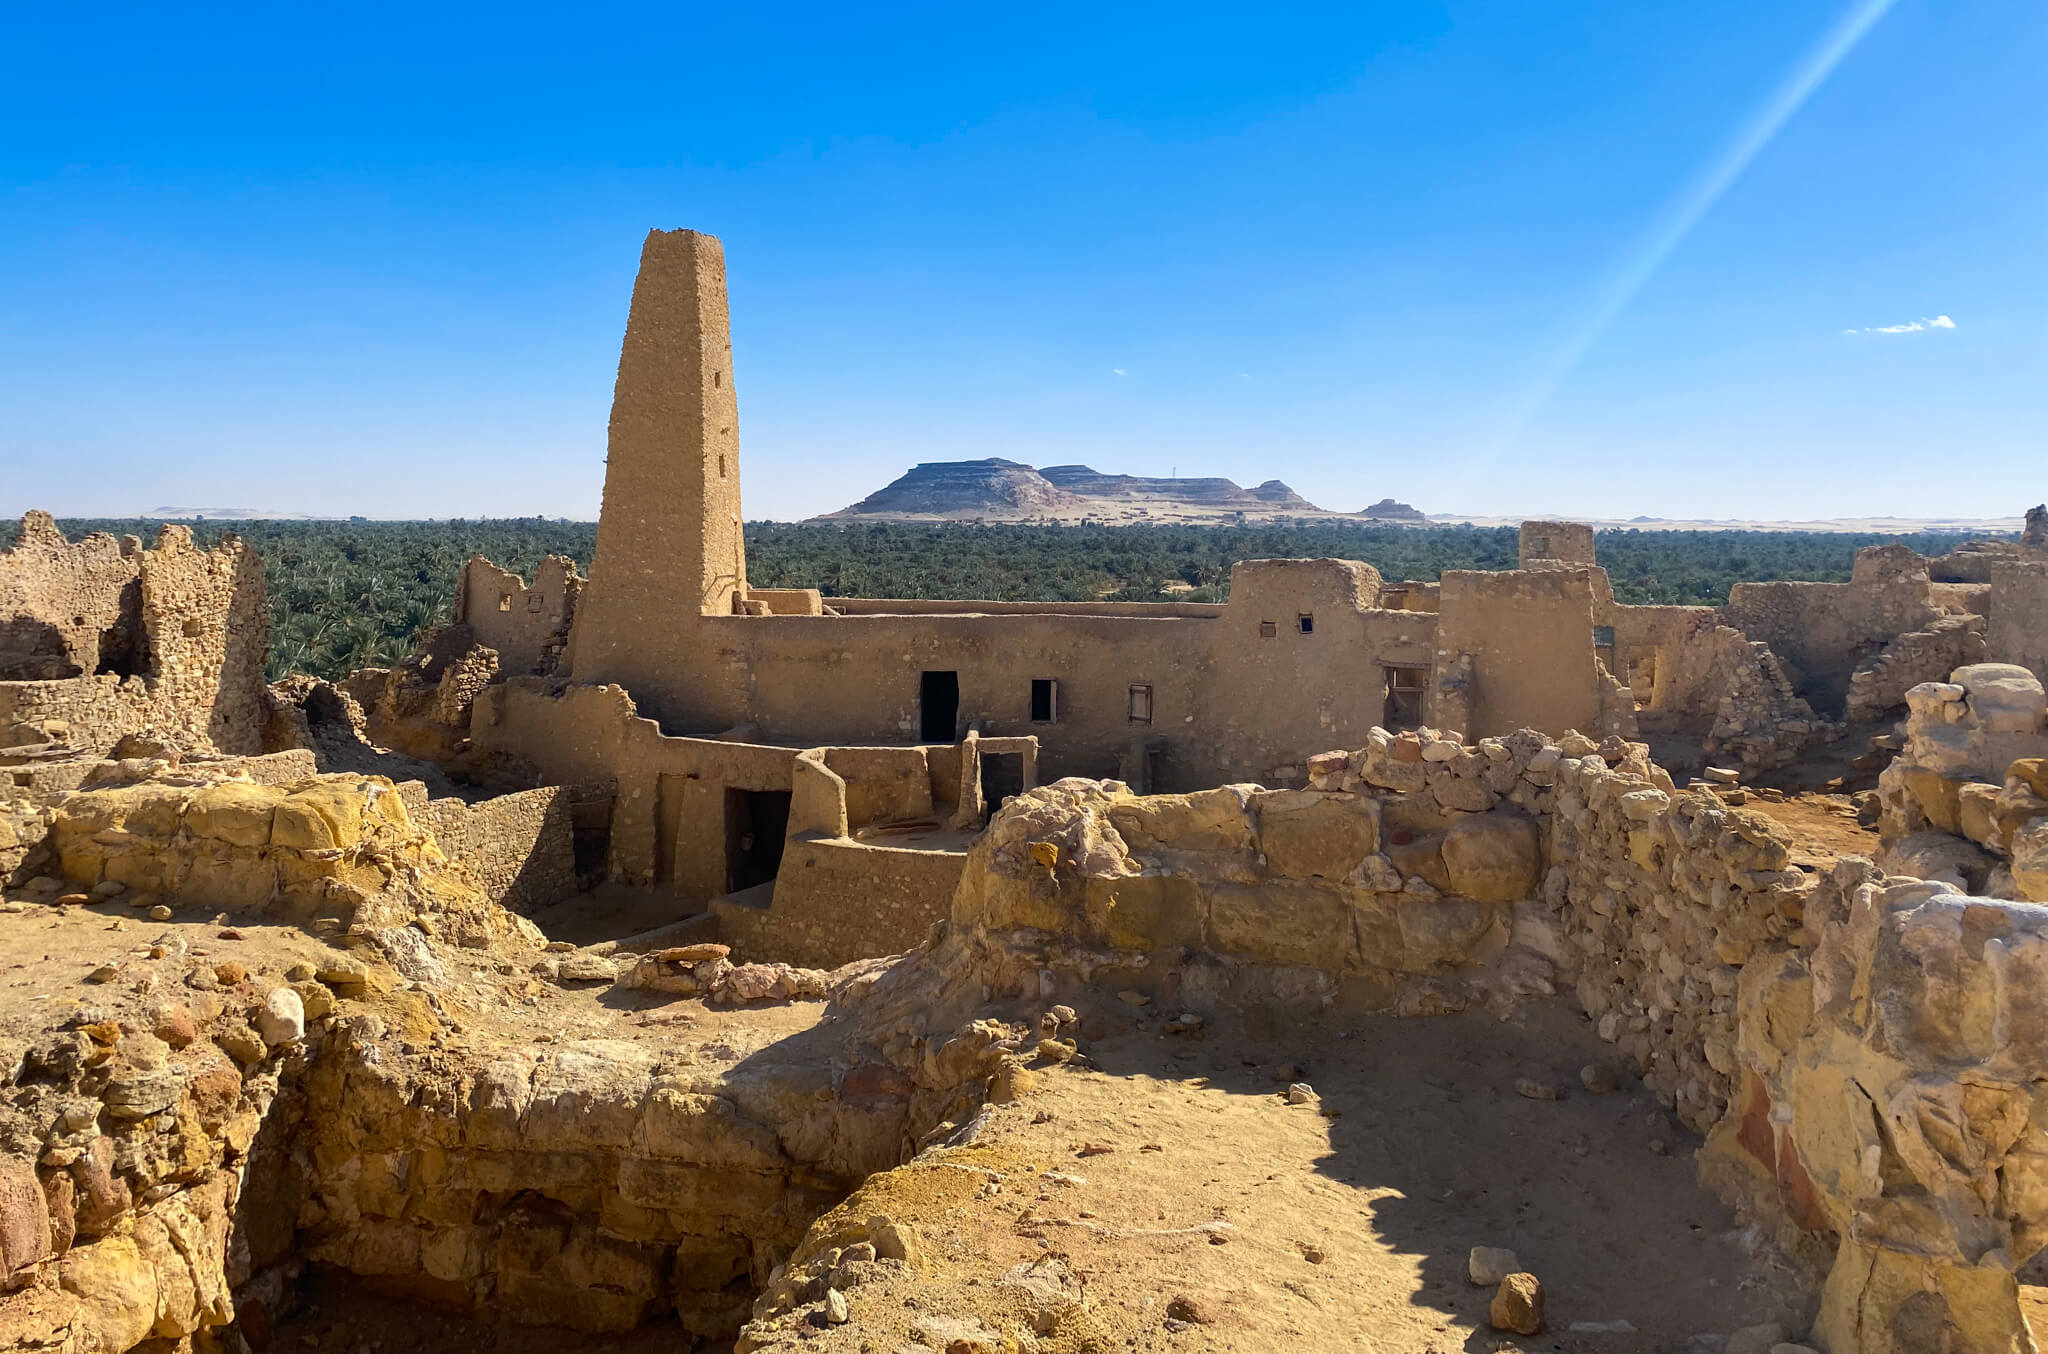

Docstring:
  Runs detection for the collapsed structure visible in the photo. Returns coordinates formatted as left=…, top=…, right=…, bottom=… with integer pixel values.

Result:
left=3, top=227, right=2048, bottom=1354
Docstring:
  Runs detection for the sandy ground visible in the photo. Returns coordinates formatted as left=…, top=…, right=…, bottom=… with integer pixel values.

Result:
left=794, top=999, right=1815, bottom=1354
left=1748, top=794, right=1881, bottom=865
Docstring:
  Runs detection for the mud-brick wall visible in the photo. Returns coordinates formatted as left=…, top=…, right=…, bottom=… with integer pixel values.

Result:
left=714, top=837, right=965, bottom=969
left=1990, top=560, right=2048, bottom=685
left=1720, top=546, right=1940, bottom=714
left=417, top=787, right=577, bottom=913
left=455, top=555, right=582, bottom=677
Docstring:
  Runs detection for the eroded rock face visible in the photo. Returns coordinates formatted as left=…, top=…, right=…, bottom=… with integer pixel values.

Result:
left=1709, top=871, right=2048, bottom=1354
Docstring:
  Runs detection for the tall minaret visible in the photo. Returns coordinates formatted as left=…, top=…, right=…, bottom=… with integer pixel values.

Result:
left=568, top=229, right=748, bottom=699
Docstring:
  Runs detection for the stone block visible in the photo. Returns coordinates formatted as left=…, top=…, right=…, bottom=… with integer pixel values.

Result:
left=1394, top=898, right=1507, bottom=971
left=1254, top=790, right=1379, bottom=880
left=1207, top=882, right=1358, bottom=969
left=1957, top=782, right=2002, bottom=847
left=1441, top=811, right=1541, bottom=903
left=1902, top=766, right=1965, bottom=835
left=181, top=783, right=280, bottom=848
left=1095, top=873, right=1206, bottom=951
left=635, top=1089, right=787, bottom=1170
left=1105, top=787, right=1253, bottom=854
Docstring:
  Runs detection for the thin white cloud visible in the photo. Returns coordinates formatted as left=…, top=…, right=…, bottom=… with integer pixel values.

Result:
left=1845, top=314, right=1957, bottom=335
left=1111, top=368, right=1126, bottom=376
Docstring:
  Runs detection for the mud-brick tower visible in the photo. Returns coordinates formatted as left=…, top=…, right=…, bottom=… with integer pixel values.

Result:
left=568, top=229, right=748, bottom=701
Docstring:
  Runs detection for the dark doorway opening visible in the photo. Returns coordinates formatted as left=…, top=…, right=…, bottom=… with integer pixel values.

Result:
left=979, top=752, right=1025, bottom=818
left=725, top=789, right=791, bottom=893
left=569, top=792, right=615, bottom=886
left=94, top=580, right=147, bottom=677
left=920, top=671, right=959, bottom=743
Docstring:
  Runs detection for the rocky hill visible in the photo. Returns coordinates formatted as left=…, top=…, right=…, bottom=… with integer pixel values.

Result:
left=816, top=459, right=1342, bottom=523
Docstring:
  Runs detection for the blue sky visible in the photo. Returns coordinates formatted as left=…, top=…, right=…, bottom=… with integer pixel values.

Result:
left=3, top=1, right=2042, bottom=521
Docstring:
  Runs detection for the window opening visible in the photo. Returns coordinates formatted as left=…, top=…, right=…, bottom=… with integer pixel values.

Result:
left=1258, top=620, right=1278, bottom=639
left=1297, top=614, right=1315, bottom=635
left=1030, top=678, right=1057, bottom=723
left=1383, top=665, right=1428, bottom=730
left=1127, top=683, right=1154, bottom=724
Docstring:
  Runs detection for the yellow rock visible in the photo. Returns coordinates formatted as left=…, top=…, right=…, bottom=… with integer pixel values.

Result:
left=182, top=782, right=281, bottom=848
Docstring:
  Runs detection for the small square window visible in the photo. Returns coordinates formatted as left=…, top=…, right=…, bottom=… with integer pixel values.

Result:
left=1297, top=614, right=1314, bottom=635
left=1030, top=678, right=1057, bottom=723
left=498, top=593, right=513, bottom=612
left=1127, top=683, right=1153, bottom=724
left=1258, top=620, right=1278, bottom=639
left=527, top=593, right=545, bottom=612
left=1592, top=625, right=1615, bottom=647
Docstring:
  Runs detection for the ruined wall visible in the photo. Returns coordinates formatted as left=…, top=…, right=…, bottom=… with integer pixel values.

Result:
left=1875, top=664, right=2048, bottom=901
left=1988, top=558, right=2048, bottom=683
left=1518, top=520, right=1596, bottom=567
left=415, top=786, right=577, bottom=914
left=0, top=516, right=270, bottom=756
left=1843, top=613, right=1985, bottom=722
left=1434, top=569, right=1600, bottom=739
left=953, top=722, right=2048, bottom=1350
left=559, top=562, right=1441, bottom=795
left=1721, top=545, right=1941, bottom=715
left=470, top=680, right=796, bottom=896
left=713, top=837, right=965, bottom=969
left=0, top=512, right=142, bottom=680
left=1705, top=875, right=2048, bottom=1354
left=454, top=555, right=582, bottom=677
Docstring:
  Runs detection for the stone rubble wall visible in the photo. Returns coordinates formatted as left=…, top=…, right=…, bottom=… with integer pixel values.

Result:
left=949, top=711, right=2048, bottom=1351
left=1875, top=663, right=2048, bottom=903
left=1, top=514, right=271, bottom=758
left=1844, top=613, right=1986, bottom=723
left=414, top=786, right=577, bottom=916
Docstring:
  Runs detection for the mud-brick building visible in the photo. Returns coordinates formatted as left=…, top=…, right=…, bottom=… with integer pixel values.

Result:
left=529, top=230, right=1625, bottom=797
left=417, top=228, right=2041, bottom=940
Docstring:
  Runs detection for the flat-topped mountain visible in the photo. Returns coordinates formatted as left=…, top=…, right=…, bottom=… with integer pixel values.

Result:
left=815, top=459, right=1338, bottom=523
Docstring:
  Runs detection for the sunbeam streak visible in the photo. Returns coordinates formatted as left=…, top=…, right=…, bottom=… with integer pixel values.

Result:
left=1483, top=0, right=1899, bottom=465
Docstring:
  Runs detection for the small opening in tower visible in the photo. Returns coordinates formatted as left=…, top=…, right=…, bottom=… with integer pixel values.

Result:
left=719, top=455, right=727, bottom=478
left=713, top=370, right=722, bottom=387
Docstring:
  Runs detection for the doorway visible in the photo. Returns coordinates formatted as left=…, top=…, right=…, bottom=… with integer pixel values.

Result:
left=979, top=752, right=1025, bottom=818
left=920, top=671, right=959, bottom=743
left=724, top=789, right=791, bottom=893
